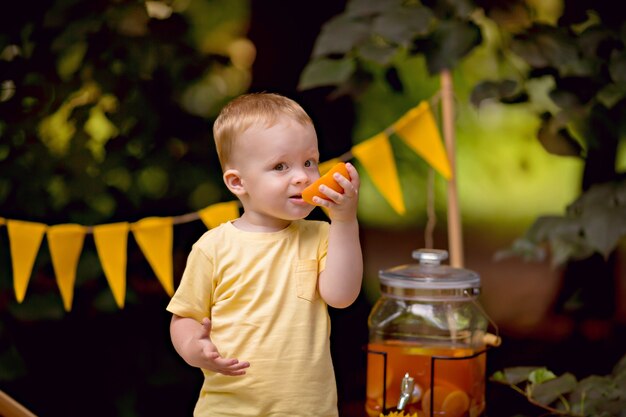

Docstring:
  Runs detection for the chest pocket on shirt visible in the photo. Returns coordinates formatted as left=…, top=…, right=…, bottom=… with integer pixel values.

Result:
left=294, top=259, right=319, bottom=301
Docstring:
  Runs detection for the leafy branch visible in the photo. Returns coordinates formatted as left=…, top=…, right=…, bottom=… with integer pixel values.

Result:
left=495, top=179, right=626, bottom=267
left=491, top=353, right=626, bottom=416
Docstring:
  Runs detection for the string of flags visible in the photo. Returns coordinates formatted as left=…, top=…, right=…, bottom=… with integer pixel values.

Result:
left=0, top=100, right=451, bottom=311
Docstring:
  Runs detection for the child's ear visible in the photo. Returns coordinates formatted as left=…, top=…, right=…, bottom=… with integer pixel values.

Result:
left=223, top=169, right=246, bottom=196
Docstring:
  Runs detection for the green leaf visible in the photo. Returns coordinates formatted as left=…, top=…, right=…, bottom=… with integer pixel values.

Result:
left=570, top=181, right=626, bottom=257
left=491, top=366, right=543, bottom=385
left=311, top=15, right=371, bottom=57
left=569, top=375, right=623, bottom=415
left=56, top=41, right=87, bottom=81
left=511, top=25, right=591, bottom=76
left=422, top=19, right=482, bottom=74
left=526, top=215, right=582, bottom=243
left=530, top=372, right=577, bottom=406
left=536, top=113, right=584, bottom=157
left=580, top=205, right=626, bottom=257
left=529, top=368, right=557, bottom=384
left=356, top=41, right=398, bottom=65
left=445, top=0, right=477, bottom=19
left=372, top=6, right=434, bottom=45
left=596, top=83, right=626, bottom=109
left=298, top=57, right=356, bottom=90
left=345, top=0, right=404, bottom=18
left=493, top=237, right=546, bottom=263
left=470, top=80, right=519, bottom=107
left=609, top=51, right=626, bottom=86
left=491, top=370, right=506, bottom=382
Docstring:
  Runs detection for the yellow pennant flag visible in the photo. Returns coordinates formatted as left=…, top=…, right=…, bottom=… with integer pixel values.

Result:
left=131, top=217, right=174, bottom=296
left=393, top=101, right=452, bottom=180
left=198, top=201, right=240, bottom=229
left=7, top=220, right=48, bottom=303
left=318, top=158, right=342, bottom=175
left=47, top=224, right=87, bottom=312
left=93, top=222, right=129, bottom=308
left=352, top=132, right=406, bottom=215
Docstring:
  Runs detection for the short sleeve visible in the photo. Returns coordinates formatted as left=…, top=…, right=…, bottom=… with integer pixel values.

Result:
left=166, top=244, right=214, bottom=322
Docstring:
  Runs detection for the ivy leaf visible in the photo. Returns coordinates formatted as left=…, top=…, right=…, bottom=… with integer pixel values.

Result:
left=580, top=205, right=626, bottom=257
left=345, top=0, right=404, bottom=18
left=530, top=373, right=577, bottom=406
left=357, top=41, right=398, bottom=65
left=491, top=367, right=542, bottom=385
left=596, top=82, right=626, bottom=109
left=524, top=215, right=594, bottom=267
left=445, top=0, right=477, bottom=19
left=511, top=25, right=591, bottom=76
left=536, top=113, right=584, bottom=157
left=470, top=79, right=519, bottom=107
left=421, top=19, right=482, bottom=74
left=568, top=375, right=623, bottom=415
left=372, top=5, right=434, bottom=45
left=572, top=181, right=626, bottom=257
left=311, top=15, right=371, bottom=57
left=609, top=51, right=626, bottom=86
left=298, top=57, right=356, bottom=90
left=493, top=237, right=546, bottom=263
left=526, top=215, right=582, bottom=243
left=529, top=368, right=557, bottom=384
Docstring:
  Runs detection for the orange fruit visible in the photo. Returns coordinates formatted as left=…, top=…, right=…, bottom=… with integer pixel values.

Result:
left=421, top=385, right=453, bottom=416
left=422, top=385, right=469, bottom=417
left=441, top=390, right=470, bottom=417
left=302, top=162, right=350, bottom=205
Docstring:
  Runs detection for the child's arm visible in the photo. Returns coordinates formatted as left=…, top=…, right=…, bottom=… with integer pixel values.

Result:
left=316, top=162, right=363, bottom=309
left=170, top=315, right=250, bottom=375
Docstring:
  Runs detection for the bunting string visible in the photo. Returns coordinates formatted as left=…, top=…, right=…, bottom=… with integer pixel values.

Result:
left=0, top=99, right=450, bottom=311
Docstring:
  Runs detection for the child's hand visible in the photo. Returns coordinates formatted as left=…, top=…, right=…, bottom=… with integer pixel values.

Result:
left=312, top=162, right=360, bottom=222
left=195, top=318, right=250, bottom=376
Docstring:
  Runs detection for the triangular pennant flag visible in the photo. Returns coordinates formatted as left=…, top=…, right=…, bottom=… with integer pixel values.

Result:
left=198, top=201, right=240, bottom=229
left=93, top=222, right=129, bottom=308
left=47, top=224, right=87, bottom=312
left=131, top=217, right=174, bottom=296
left=393, top=101, right=452, bottom=180
left=352, top=132, right=406, bottom=215
left=7, top=220, right=48, bottom=303
left=318, top=158, right=342, bottom=175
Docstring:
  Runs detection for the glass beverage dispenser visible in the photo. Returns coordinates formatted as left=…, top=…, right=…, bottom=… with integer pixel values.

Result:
left=366, top=249, right=497, bottom=417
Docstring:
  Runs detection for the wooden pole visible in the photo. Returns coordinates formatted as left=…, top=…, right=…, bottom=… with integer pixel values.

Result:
left=0, top=391, right=38, bottom=417
left=440, top=69, right=464, bottom=267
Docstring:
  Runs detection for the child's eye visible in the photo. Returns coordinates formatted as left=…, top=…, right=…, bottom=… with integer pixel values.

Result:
left=304, top=160, right=316, bottom=168
left=274, top=163, right=286, bottom=171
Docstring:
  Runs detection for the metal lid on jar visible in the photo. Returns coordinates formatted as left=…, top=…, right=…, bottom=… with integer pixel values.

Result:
left=379, top=249, right=481, bottom=297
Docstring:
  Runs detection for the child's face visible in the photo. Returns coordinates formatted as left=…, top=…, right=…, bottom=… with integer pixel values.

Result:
left=228, top=116, right=321, bottom=229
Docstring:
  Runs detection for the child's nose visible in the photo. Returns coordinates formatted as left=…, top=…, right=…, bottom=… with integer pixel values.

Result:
left=292, top=168, right=312, bottom=184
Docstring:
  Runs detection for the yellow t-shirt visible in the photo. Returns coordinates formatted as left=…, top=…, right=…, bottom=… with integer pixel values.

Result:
left=166, top=219, right=338, bottom=417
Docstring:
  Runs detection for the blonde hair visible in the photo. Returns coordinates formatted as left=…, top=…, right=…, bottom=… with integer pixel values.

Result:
left=213, top=92, right=313, bottom=169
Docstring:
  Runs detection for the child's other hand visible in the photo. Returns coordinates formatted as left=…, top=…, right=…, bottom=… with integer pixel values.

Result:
left=313, top=162, right=360, bottom=222
left=196, top=318, right=250, bottom=376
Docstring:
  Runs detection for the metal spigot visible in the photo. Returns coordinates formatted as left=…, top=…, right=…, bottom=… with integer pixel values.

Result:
left=397, top=372, right=415, bottom=411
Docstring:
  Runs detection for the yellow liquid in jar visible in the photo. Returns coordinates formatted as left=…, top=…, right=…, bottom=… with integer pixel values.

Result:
left=366, top=341, right=486, bottom=417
